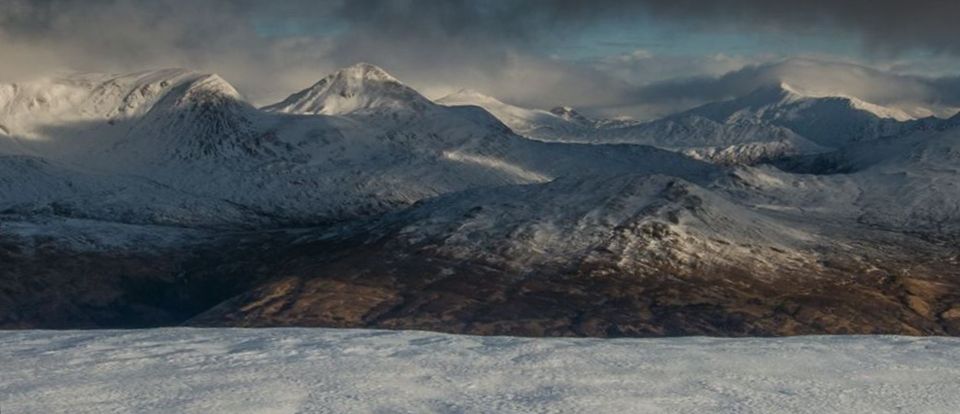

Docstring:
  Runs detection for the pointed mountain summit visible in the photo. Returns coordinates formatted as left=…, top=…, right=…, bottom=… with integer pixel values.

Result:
left=124, top=73, right=268, bottom=161
left=263, top=63, right=433, bottom=116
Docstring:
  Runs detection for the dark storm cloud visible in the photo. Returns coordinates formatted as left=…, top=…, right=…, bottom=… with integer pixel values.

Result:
left=620, top=58, right=960, bottom=119
left=628, top=0, right=960, bottom=54
left=328, top=0, right=960, bottom=54
left=5, top=0, right=959, bottom=68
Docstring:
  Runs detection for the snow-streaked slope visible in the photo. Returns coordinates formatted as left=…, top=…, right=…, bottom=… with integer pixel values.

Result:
left=823, top=126, right=960, bottom=235
left=604, top=116, right=829, bottom=162
left=0, top=155, right=262, bottom=227
left=3, top=328, right=960, bottom=414
left=374, top=173, right=815, bottom=274
left=438, top=89, right=599, bottom=140
left=379, top=120, right=960, bottom=271
left=719, top=125, right=960, bottom=238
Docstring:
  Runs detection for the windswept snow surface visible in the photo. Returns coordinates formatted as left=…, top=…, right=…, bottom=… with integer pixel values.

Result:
left=1, top=328, right=960, bottom=413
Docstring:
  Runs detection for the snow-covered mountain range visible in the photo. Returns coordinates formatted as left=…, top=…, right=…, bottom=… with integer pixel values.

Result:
left=2, top=63, right=959, bottom=335
left=0, top=64, right=716, bottom=227
left=441, top=81, right=959, bottom=165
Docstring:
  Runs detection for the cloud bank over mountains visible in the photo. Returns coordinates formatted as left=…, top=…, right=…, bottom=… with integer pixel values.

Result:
left=628, top=58, right=960, bottom=119
left=1, top=0, right=959, bottom=119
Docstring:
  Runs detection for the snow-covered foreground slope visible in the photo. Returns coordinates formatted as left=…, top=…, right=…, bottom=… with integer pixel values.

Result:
left=1, top=328, right=959, bottom=414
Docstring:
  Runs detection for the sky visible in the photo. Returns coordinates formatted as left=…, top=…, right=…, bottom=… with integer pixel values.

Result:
left=2, top=0, right=960, bottom=119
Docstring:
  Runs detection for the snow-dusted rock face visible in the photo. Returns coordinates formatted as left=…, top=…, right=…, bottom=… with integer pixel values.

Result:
left=374, top=174, right=814, bottom=274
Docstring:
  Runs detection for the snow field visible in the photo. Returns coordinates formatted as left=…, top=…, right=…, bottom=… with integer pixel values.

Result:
left=1, top=328, right=959, bottom=413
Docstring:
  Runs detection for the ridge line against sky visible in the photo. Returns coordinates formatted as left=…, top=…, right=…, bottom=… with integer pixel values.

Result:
left=2, top=0, right=960, bottom=119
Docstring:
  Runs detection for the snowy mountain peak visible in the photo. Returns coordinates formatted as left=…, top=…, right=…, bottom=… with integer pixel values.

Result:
left=263, top=63, right=433, bottom=116
left=106, top=71, right=268, bottom=162
left=150, top=73, right=246, bottom=112
left=0, top=68, right=247, bottom=143
left=779, top=82, right=914, bottom=121
left=186, top=74, right=242, bottom=99
left=336, top=62, right=401, bottom=83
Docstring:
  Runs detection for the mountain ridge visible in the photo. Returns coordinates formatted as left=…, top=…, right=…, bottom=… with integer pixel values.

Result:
left=1, top=63, right=959, bottom=336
